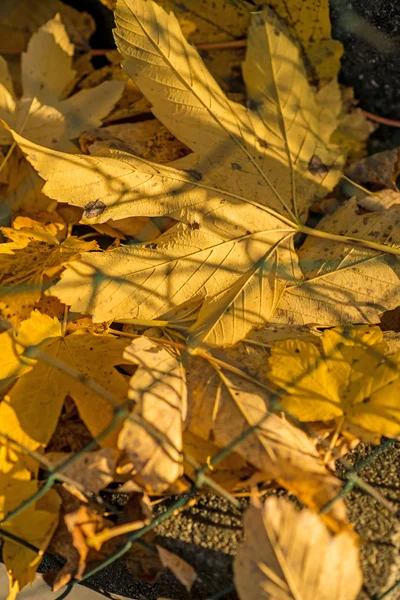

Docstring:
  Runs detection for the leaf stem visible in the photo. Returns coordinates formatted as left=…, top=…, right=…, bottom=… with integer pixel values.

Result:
left=299, top=223, right=400, bottom=256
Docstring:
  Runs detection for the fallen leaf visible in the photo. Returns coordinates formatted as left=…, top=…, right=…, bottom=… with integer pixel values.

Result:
left=0, top=474, right=60, bottom=600
left=182, top=430, right=253, bottom=492
left=345, top=147, right=400, bottom=191
left=0, top=222, right=97, bottom=325
left=234, top=496, right=362, bottom=600
left=120, top=337, right=186, bottom=492
left=7, top=2, right=350, bottom=346
left=156, top=546, right=197, bottom=591
left=266, top=0, right=343, bottom=81
left=0, top=149, right=56, bottom=216
left=45, top=448, right=119, bottom=494
left=0, top=15, right=124, bottom=151
left=79, top=120, right=190, bottom=163
left=186, top=354, right=347, bottom=529
left=0, top=0, right=94, bottom=54
left=267, top=325, right=400, bottom=440
left=0, top=310, right=61, bottom=386
left=9, top=2, right=398, bottom=349
left=0, top=314, right=130, bottom=466
left=45, top=485, right=112, bottom=591
left=276, top=198, right=400, bottom=326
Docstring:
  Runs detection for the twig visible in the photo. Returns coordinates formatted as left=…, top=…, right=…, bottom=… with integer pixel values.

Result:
left=362, top=109, right=400, bottom=128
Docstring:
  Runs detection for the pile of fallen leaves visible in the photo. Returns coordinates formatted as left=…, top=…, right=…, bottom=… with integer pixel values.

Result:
left=1, top=0, right=400, bottom=598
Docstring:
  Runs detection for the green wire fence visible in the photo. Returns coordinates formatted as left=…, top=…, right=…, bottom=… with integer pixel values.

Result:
left=0, top=321, right=399, bottom=600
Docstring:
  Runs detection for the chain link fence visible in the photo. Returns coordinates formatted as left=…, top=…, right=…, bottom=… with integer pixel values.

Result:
left=0, top=321, right=399, bottom=600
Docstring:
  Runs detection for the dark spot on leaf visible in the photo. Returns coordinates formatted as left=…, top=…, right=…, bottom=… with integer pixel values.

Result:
left=231, top=162, right=242, bottom=170
left=175, top=2, right=190, bottom=12
left=308, top=155, right=329, bottom=175
left=84, top=200, right=106, bottom=219
left=362, top=397, right=371, bottom=403
left=295, top=348, right=300, bottom=353
left=185, top=169, right=202, bottom=181
left=247, top=98, right=263, bottom=112
left=188, top=221, right=200, bottom=230
left=257, top=138, right=268, bottom=148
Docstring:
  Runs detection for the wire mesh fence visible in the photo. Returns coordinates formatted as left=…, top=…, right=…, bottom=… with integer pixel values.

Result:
left=0, top=321, right=399, bottom=600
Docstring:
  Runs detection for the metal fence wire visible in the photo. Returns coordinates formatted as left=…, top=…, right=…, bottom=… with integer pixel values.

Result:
left=0, top=320, right=399, bottom=600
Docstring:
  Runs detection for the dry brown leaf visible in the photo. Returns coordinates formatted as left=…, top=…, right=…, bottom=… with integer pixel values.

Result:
left=186, top=354, right=347, bottom=530
left=156, top=546, right=197, bottom=591
left=120, top=337, right=186, bottom=492
left=45, top=485, right=112, bottom=591
left=0, top=0, right=95, bottom=54
left=234, top=496, right=362, bottom=600
left=80, top=121, right=190, bottom=163
left=345, top=147, right=400, bottom=191
left=182, top=430, right=254, bottom=493
left=45, top=449, right=119, bottom=494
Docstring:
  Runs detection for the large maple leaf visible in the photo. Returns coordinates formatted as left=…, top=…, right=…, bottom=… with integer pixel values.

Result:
left=7, top=0, right=400, bottom=346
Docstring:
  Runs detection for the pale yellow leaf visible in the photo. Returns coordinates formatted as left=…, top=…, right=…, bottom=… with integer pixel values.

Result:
left=46, top=206, right=295, bottom=333
left=121, top=337, right=186, bottom=492
left=235, top=496, right=362, bottom=600
left=21, top=13, right=75, bottom=105
left=115, top=0, right=343, bottom=218
left=6, top=2, right=352, bottom=345
left=276, top=198, right=400, bottom=326
left=0, top=16, right=124, bottom=152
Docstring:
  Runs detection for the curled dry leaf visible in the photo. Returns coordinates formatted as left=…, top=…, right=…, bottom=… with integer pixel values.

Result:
left=267, top=325, right=400, bottom=440
left=186, top=354, right=347, bottom=530
left=45, top=485, right=112, bottom=591
left=234, top=496, right=362, bottom=600
left=345, top=147, right=400, bottom=191
left=156, top=546, right=197, bottom=592
left=121, top=337, right=186, bottom=492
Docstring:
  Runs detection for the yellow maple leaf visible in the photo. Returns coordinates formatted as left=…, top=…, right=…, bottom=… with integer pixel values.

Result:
left=267, top=325, right=400, bottom=440
left=7, top=1, right=351, bottom=346
left=0, top=14, right=124, bottom=152
left=0, top=476, right=60, bottom=600
left=0, top=313, right=130, bottom=464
